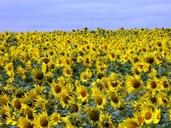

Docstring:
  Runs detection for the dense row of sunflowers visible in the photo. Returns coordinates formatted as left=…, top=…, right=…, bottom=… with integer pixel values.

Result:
left=0, top=28, right=171, bottom=128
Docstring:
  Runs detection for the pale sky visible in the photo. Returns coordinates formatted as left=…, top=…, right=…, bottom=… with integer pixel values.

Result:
left=0, top=0, right=171, bottom=31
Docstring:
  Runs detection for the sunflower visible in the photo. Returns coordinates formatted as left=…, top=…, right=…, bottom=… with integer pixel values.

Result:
left=64, top=56, right=73, bottom=66
left=35, top=95, right=48, bottom=111
left=5, top=62, right=14, bottom=77
left=62, top=116, right=75, bottom=128
left=96, top=77, right=110, bottom=92
left=108, top=78, right=121, bottom=92
left=18, top=118, right=33, bottom=128
left=146, top=77, right=160, bottom=94
left=87, top=107, right=100, bottom=122
left=50, top=112, right=61, bottom=126
left=152, top=107, right=161, bottom=124
left=96, top=62, right=107, bottom=74
left=108, top=91, right=122, bottom=109
left=98, top=112, right=115, bottom=128
left=156, top=92, right=170, bottom=108
left=59, top=91, right=71, bottom=109
left=42, top=57, right=50, bottom=64
left=47, top=61, right=56, bottom=70
left=137, top=61, right=150, bottom=73
left=1, top=104, right=11, bottom=121
left=126, top=75, right=144, bottom=93
left=159, top=76, right=170, bottom=91
left=141, top=106, right=154, bottom=124
left=130, top=54, right=139, bottom=64
left=144, top=52, right=158, bottom=64
left=108, top=51, right=118, bottom=62
left=76, top=85, right=89, bottom=103
left=69, top=102, right=79, bottom=113
left=12, top=97, right=22, bottom=111
left=51, top=81, right=62, bottom=99
left=0, top=93, right=9, bottom=106
left=131, top=99, right=145, bottom=112
left=46, top=71, right=53, bottom=83
left=83, top=55, right=92, bottom=67
left=55, top=56, right=64, bottom=67
left=17, top=65, right=26, bottom=80
left=132, top=112, right=144, bottom=126
left=21, top=103, right=35, bottom=120
left=33, top=84, right=44, bottom=95
left=34, top=111, right=49, bottom=128
left=148, top=67, right=157, bottom=78
left=91, top=86, right=106, bottom=109
left=32, top=69, right=44, bottom=82
left=118, top=117, right=139, bottom=128
left=80, top=68, right=92, bottom=83
left=63, top=65, right=73, bottom=77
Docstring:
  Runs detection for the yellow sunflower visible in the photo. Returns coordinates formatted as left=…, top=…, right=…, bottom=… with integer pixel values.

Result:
left=34, top=111, right=49, bottom=128
left=126, top=75, right=144, bottom=93
left=118, top=117, right=139, bottom=128
left=108, top=91, right=123, bottom=109
left=91, top=86, right=106, bottom=109
left=18, top=118, right=34, bottom=128
left=80, top=68, right=92, bottom=83
left=50, top=112, right=61, bottom=126
left=51, top=81, right=63, bottom=99
left=63, top=65, right=73, bottom=77
left=76, top=84, right=89, bottom=103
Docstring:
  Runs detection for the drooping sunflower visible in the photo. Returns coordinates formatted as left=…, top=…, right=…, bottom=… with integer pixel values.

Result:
left=32, top=69, right=44, bottom=82
left=156, top=92, right=170, bottom=108
left=87, top=107, right=100, bottom=122
left=21, top=103, right=35, bottom=120
left=0, top=93, right=9, bottom=106
left=118, top=117, right=139, bottom=128
left=91, top=86, right=106, bottom=109
left=11, top=97, right=22, bottom=111
left=98, top=112, right=115, bottom=128
left=108, top=91, right=123, bottom=109
left=18, top=118, right=34, bottom=128
left=62, top=115, right=75, bottom=128
left=59, top=91, right=71, bottom=109
left=132, top=111, right=144, bottom=126
left=35, top=95, right=48, bottom=111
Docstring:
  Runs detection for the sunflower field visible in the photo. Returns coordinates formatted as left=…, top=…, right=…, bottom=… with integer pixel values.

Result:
left=0, top=28, right=171, bottom=128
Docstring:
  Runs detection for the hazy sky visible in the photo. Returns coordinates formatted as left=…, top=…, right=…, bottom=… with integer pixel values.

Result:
left=0, top=0, right=171, bottom=31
